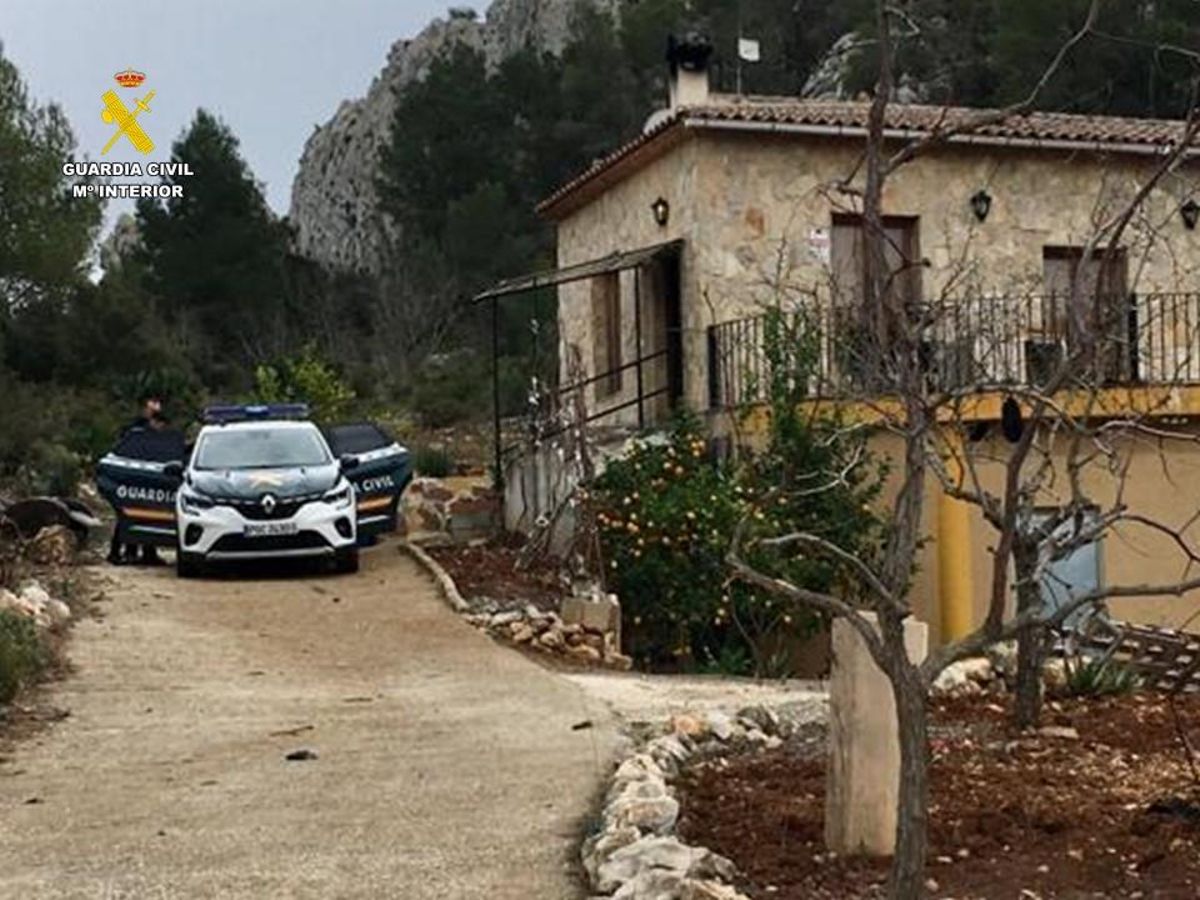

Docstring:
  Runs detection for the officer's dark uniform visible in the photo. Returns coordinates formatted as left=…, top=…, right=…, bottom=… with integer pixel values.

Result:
left=106, top=416, right=166, bottom=566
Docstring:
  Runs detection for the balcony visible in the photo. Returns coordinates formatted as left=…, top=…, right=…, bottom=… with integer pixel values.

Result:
left=707, top=292, right=1200, bottom=409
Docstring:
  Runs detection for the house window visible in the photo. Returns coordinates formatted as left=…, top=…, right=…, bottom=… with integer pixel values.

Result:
left=829, top=214, right=922, bottom=386
left=1039, top=246, right=1131, bottom=382
left=1042, top=246, right=1128, bottom=309
left=830, top=213, right=922, bottom=308
left=592, top=273, right=622, bottom=397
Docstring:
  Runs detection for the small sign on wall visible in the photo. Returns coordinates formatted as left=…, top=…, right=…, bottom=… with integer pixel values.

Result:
left=807, top=227, right=831, bottom=265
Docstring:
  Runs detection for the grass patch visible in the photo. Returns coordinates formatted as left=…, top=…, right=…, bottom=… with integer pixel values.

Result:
left=0, top=611, right=48, bottom=704
left=413, top=444, right=455, bottom=478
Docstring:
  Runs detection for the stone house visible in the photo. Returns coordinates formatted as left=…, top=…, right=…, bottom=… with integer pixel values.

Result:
left=481, top=52, right=1200, bottom=645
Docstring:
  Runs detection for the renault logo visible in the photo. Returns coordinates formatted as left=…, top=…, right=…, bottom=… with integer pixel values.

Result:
left=261, top=494, right=277, bottom=515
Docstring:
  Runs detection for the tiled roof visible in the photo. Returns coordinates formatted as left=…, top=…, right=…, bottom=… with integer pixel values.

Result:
left=539, top=98, right=1198, bottom=218
left=688, top=98, right=1194, bottom=146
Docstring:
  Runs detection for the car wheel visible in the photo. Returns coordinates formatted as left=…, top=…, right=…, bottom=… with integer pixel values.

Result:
left=334, top=547, right=359, bottom=575
left=177, top=549, right=204, bottom=579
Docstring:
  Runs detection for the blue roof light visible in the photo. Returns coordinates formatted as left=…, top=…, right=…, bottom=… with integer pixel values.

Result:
left=202, top=403, right=311, bottom=424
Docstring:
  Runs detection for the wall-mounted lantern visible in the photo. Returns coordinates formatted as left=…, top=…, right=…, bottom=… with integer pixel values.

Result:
left=970, top=189, right=992, bottom=223
left=1181, top=198, right=1200, bottom=231
left=651, top=196, right=671, bottom=228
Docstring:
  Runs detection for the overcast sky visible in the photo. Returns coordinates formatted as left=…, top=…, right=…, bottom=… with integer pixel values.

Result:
left=1, top=0, right=460, bottom=227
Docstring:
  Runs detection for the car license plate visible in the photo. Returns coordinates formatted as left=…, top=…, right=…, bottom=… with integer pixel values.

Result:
left=244, top=522, right=298, bottom=538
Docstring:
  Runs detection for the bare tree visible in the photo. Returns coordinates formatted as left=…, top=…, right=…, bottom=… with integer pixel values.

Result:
left=726, top=2, right=1200, bottom=897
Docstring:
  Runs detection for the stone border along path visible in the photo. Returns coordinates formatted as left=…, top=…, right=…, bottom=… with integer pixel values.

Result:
left=582, top=705, right=827, bottom=900
left=398, top=538, right=471, bottom=612
left=401, top=541, right=832, bottom=899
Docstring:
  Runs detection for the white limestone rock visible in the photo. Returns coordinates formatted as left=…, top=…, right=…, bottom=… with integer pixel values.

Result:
left=612, top=870, right=687, bottom=900
left=933, top=657, right=993, bottom=695
left=681, top=881, right=753, bottom=900
left=289, top=0, right=621, bottom=276
left=596, top=837, right=736, bottom=895
left=608, top=794, right=680, bottom=834
left=705, top=711, right=735, bottom=742
left=582, top=825, right=641, bottom=884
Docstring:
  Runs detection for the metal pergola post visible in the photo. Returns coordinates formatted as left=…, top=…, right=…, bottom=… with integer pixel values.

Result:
left=634, top=267, right=645, bottom=430
left=491, top=296, right=503, bottom=489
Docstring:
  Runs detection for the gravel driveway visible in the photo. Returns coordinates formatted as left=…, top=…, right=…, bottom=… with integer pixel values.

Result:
left=0, top=546, right=616, bottom=899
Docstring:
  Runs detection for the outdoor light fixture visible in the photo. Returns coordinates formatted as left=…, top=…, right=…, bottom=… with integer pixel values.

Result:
left=1181, top=198, right=1200, bottom=231
left=970, top=189, right=992, bottom=223
left=651, top=196, right=670, bottom=227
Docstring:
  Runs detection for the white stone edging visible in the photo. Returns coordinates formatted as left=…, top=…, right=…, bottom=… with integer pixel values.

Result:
left=397, top=539, right=470, bottom=612
left=582, top=707, right=794, bottom=900
left=398, top=541, right=633, bottom=669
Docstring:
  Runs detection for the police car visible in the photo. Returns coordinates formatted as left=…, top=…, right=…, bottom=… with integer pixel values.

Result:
left=97, top=404, right=411, bottom=578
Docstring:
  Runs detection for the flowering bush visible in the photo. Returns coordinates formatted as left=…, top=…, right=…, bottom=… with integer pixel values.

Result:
left=593, top=415, right=884, bottom=676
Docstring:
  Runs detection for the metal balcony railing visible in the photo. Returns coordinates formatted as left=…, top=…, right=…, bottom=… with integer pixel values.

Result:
left=708, top=292, right=1200, bottom=408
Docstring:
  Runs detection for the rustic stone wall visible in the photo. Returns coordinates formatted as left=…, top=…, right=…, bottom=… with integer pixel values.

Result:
left=556, top=125, right=1200, bottom=412
left=557, top=140, right=706, bottom=426
left=403, top=477, right=500, bottom=544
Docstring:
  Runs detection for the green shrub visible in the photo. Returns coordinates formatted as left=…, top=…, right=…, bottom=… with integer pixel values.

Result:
left=25, top=441, right=83, bottom=496
left=413, top=444, right=455, bottom=478
left=591, top=300, right=888, bottom=677
left=594, top=424, right=752, bottom=672
left=0, top=611, right=47, bottom=704
left=592, top=414, right=884, bottom=677
left=255, top=344, right=356, bottom=423
left=409, top=352, right=531, bottom=428
left=1063, top=656, right=1141, bottom=697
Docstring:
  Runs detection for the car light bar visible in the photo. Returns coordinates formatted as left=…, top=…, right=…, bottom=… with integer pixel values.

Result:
left=202, top=403, right=311, bottom=424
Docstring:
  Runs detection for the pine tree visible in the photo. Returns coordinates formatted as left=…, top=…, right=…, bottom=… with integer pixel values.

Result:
left=0, top=43, right=100, bottom=314
left=136, top=109, right=292, bottom=388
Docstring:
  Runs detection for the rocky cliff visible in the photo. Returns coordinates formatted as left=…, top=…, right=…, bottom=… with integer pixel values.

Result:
left=289, top=0, right=616, bottom=276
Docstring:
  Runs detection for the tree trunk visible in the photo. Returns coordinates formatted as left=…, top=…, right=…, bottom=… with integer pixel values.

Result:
left=1012, top=540, right=1045, bottom=729
left=889, top=665, right=929, bottom=900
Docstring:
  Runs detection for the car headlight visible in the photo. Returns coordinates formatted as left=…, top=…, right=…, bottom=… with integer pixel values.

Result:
left=179, top=488, right=215, bottom=515
left=323, top=483, right=352, bottom=509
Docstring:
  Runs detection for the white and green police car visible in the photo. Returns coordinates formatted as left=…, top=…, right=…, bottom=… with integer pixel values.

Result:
left=97, top=405, right=411, bottom=578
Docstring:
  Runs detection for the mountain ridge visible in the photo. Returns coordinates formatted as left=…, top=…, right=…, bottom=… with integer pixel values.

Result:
left=289, top=0, right=618, bottom=276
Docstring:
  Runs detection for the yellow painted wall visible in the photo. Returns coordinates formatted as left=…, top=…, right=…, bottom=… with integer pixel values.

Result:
left=955, top=424, right=1200, bottom=634
left=852, top=424, right=1200, bottom=642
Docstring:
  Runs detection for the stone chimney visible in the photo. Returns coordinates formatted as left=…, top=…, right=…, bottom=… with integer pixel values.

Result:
left=666, top=32, right=713, bottom=110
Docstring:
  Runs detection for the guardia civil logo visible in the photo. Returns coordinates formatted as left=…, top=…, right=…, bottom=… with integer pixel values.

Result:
left=63, top=68, right=196, bottom=200
left=102, top=68, right=155, bottom=155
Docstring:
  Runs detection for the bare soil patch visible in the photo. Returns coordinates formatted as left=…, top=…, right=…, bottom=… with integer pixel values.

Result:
left=676, top=693, right=1200, bottom=899
left=427, top=541, right=566, bottom=612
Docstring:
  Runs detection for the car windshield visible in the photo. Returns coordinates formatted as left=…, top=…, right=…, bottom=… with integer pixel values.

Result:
left=194, top=427, right=330, bottom=470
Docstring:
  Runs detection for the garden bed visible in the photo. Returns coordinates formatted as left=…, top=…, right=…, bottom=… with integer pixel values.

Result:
left=425, top=540, right=566, bottom=613
left=676, top=692, right=1200, bottom=899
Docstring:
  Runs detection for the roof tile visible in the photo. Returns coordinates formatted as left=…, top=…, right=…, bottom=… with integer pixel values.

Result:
left=540, top=98, right=1197, bottom=217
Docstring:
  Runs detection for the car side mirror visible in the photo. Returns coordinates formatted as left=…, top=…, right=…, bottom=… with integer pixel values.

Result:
left=339, top=455, right=360, bottom=472
left=163, top=461, right=184, bottom=480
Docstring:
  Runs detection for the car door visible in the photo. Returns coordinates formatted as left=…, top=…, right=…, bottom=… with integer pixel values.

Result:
left=96, top=429, right=188, bottom=548
left=323, top=423, right=412, bottom=539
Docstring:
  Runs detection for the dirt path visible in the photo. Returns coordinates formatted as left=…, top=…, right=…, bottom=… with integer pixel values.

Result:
left=562, top=672, right=826, bottom=726
left=0, top=545, right=615, bottom=899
